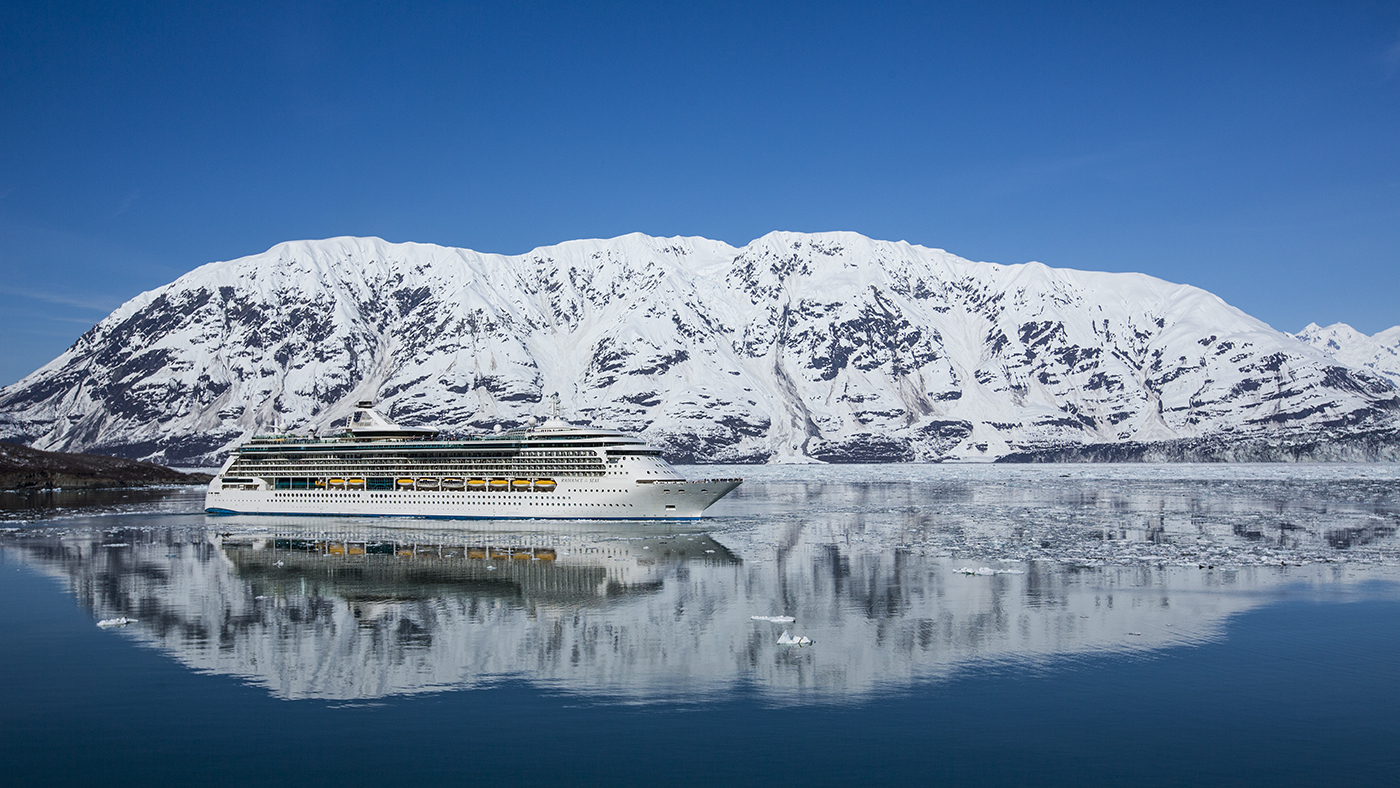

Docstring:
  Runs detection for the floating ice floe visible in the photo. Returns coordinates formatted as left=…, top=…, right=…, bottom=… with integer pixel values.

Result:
left=97, top=617, right=136, bottom=628
left=751, top=615, right=796, bottom=623
left=955, top=566, right=1026, bottom=576
left=777, top=630, right=812, bottom=646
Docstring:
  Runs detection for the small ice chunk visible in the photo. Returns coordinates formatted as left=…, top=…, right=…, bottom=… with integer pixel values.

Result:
left=97, top=617, right=136, bottom=628
left=777, top=630, right=812, bottom=646
left=751, top=615, right=796, bottom=623
left=955, top=566, right=1026, bottom=576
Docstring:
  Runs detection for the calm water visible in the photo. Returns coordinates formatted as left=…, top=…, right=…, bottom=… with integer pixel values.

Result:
left=3, top=464, right=1400, bottom=786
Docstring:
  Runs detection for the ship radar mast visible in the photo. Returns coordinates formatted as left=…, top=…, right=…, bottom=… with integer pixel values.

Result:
left=542, top=393, right=568, bottom=428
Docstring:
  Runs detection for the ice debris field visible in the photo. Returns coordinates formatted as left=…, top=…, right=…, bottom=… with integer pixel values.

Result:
left=701, top=462, right=1400, bottom=570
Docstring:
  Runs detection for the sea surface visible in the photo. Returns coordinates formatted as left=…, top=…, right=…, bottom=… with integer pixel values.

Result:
left=3, top=464, right=1400, bottom=786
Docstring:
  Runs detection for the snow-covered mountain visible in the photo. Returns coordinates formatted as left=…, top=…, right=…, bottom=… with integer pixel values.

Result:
left=1295, top=322, right=1400, bottom=389
left=2, top=232, right=1398, bottom=465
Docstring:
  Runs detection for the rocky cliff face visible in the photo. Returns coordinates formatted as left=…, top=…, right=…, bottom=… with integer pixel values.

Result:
left=0, top=442, right=209, bottom=490
left=1, top=232, right=1397, bottom=465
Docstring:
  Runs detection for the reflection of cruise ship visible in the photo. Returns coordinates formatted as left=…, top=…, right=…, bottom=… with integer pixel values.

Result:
left=205, top=402, right=742, bottom=520
left=219, top=527, right=741, bottom=607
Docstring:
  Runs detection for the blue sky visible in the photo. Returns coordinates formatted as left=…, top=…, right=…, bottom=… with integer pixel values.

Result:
left=1, top=0, right=1398, bottom=385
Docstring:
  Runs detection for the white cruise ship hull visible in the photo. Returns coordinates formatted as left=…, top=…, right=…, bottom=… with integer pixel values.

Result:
left=205, top=477, right=742, bottom=521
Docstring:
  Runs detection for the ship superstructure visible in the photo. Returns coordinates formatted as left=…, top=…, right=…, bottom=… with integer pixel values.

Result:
left=205, top=402, right=742, bottom=520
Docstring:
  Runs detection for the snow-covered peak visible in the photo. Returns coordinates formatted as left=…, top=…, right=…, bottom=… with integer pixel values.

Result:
left=1296, top=322, right=1400, bottom=388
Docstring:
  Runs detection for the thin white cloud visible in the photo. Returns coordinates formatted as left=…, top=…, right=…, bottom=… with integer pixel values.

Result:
left=113, top=189, right=141, bottom=217
left=0, top=286, right=119, bottom=312
left=973, top=140, right=1165, bottom=197
left=8, top=325, right=98, bottom=338
left=1385, top=32, right=1400, bottom=78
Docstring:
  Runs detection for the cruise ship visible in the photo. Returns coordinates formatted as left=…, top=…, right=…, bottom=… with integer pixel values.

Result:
left=205, top=402, right=742, bottom=520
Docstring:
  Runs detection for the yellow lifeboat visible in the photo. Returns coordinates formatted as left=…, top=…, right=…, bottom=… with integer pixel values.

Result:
left=510, top=478, right=532, bottom=491
left=328, top=478, right=346, bottom=489
left=488, top=478, right=509, bottom=491
left=347, top=478, right=366, bottom=489
left=533, top=478, right=557, bottom=492
left=396, top=478, right=415, bottom=489
left=467, top=478, right=487, bottom=491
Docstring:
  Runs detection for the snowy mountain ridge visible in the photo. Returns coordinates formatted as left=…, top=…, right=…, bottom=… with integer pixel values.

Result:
left=1295, top=322, right=1400, bottom=388
left=1, top=231, right=1398, bottom=465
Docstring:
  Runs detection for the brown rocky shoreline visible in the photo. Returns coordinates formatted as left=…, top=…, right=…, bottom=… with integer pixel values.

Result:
left=0, top=442, right=212, bottom=491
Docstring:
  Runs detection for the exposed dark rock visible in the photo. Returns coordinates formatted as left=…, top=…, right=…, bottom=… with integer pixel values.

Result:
left=808, top=434, right=915, bottom=463
left=997, top=428, right=1400, bottom=463
left=0, top=442, right=212, bottom=490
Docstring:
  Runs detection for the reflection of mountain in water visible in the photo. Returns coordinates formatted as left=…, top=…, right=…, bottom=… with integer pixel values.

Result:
left=3, top=519, right=1389, bottom=702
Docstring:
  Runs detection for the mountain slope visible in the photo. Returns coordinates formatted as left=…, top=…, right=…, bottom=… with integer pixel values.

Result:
left=2, top=232, right=1397, bottom=465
